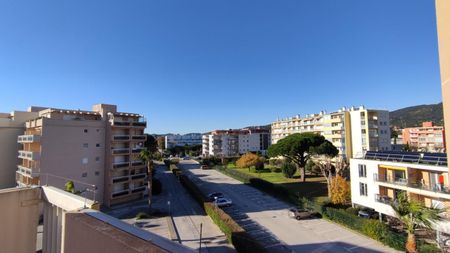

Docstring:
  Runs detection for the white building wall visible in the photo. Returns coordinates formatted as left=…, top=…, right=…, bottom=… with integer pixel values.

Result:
left=350, top=110, right=364, bottom=157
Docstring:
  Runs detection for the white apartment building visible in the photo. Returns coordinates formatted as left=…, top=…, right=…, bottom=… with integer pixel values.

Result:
left=202, top=128, right=270, bottom=157
left=350, top=151, right=450, bottom=236
left=0, top=109, right=39, bottom=188
left=164, top=133, right=202, bottom=149
left=271, top=106, right=390, bottom=159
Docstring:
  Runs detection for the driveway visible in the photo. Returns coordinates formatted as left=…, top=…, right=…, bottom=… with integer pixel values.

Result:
left=178, top=160, right=401, bottom=253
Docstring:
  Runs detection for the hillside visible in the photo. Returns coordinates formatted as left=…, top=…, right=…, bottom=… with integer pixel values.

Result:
left=390, top=103, right=444, bottom=128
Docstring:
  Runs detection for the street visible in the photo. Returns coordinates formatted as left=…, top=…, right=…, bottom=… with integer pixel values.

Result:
left=178, top=160, right=401, bottom=253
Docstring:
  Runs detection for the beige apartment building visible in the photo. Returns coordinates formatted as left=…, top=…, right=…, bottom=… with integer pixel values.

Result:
left=402, top=122, right=446, bottom=152
left=0, top=110, right=39, bottom=189
left=16, top=104, right=147, bottom=207
left=271, top=106, right=390, bottom=159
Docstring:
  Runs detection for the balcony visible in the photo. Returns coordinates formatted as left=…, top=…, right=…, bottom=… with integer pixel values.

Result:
left=17, top=134, right=41, bottom=143
left=112, top=135, right=130, bottom=141
left=17, top=165, right=39, bottom=177
left=375, top=194, right=394, bottom=205
left=112, top=148, right=130, bottom=155
left=131, top=173, right=146, bottom=180
left=408, top=182, right=450, bottom=195
left=112, top=121, right=130, bottom=127
left=131, top=135, right=146, bottom=141
left=374, top=173, right=407, bottom=186
left=131, top=147, right=145, bottom=154
left=131, top=161, right=145, bottom=168
left=112, top=161, right=129, bottom=169
left=18, top=150, right=40, bottom=161
left=112, top=189, right=129, bottom=198
left=131, top=122, right=146, bottom=128
left=112, top=175, right=129, bottom=183
left=131, top=186, right=146, bottom=193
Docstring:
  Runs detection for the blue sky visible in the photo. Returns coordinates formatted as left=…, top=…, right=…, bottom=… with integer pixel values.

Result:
left=0, top=0, right=443, bottom=134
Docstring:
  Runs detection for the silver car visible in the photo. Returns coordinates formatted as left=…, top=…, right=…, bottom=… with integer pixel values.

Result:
left=214, top=197, right=232, bottom=207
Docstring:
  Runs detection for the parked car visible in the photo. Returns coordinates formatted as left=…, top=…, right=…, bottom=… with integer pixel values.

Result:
left=214, top=197, right=232, bottom=207
left=207, top=192, right=224, bottom=201
left=358, top=208, right=379, bottom=219
left=201, top=165, right=210, bottom=170
left=288, top=208, right=315, bottom=220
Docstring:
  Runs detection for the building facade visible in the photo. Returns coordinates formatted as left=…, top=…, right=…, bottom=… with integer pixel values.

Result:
left=402, top=122, right=445, bottom=153
left=350, top=151, right=450, bottom=236
left=202, top=128, right=270, bottom=157
left=16, top=104, right=147, bottom=207
left=164, top=133, right=202, bottom=149
left=0, top=110, right=39, bottom=188
left=271, top=106, right=390, bottom=159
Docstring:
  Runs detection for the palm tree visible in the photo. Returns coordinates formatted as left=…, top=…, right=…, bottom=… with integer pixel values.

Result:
left=390, top=192, right=444, bottom=253
left=139, top=149, right=154, bottom=209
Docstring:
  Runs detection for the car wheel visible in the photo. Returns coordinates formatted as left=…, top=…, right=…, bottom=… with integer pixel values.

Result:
left=296, top=216, right=301, bottom=220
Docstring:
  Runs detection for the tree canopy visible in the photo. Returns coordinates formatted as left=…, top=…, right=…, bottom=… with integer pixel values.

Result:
left=268, top=133, right=338, bottom=181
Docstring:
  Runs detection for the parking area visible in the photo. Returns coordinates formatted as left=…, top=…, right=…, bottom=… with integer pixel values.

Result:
left=178, top=160, right=401, bottom=253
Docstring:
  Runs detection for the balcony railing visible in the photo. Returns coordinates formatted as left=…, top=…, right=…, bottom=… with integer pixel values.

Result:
left=131, top=161, right=145, bottom=167
left=131, top=148, right=145, bottom=154
left=131, top=186, right=146, bottom=193
left=112, top=161, right=129, bottom=169
left=131, top=173, right=146, bottom=180
left=374, top=173, right=408, bottom=185
left=113, top=135, right=130, bottom=141
left=17, top=134, right=41, bottom=143
left=131, top=135, right=146, bottom=141
left=131, top=122, right=146, bottom=127
left=112, top=121, right=130, bottom=127
left=375, top=194, right=394, bottom=205
left=112, top=175, right=129, bottom=183
left=18, top=150, right=40, bottom=161
left=17, top=165, right=40, bottom=177
left=112, top=189, right=129, bottom=198
left=112, top=148, right=130, bottom=155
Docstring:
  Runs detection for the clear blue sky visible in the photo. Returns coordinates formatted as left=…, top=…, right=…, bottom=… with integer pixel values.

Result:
left=0, top=0, right=443, bottom=134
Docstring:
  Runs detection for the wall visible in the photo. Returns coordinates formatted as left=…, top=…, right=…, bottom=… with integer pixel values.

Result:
left=436, top=0, right=450, bottom=176
left=40, top=118, right=106, bottom=203
left=0, top=187, right=40, bottom=253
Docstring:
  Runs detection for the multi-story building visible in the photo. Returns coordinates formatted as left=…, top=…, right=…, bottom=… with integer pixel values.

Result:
left=16, top=104, right=147, bottom=207
left=164, top=133, right=202, bottom=149
left=202, top=128, right=270, bottom=157
left=271, top=106, right=390, bottom=159
left=0, top=109, right=39, bottom=188
left=350, top=151, right=450, bottom=236
left=402, top=122, right=445, bottom=153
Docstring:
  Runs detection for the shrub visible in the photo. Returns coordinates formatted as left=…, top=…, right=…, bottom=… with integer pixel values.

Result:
left=361, top=219, right=387, bottom=241
left=270, top=167, right=282, bottom=173
left=330, top=176, right=351, bottom=205
left=305, top=159, right=321, bottom=176
left=268, top=158, right=284, bottom=167
left=152, top=179, right=162, bottom=195
left=345, top=207, right=359, bottom=216
left=135, top=212, right=150, bottom=219
left=418, top=243, right=440, bottom=253
left=236, top=153, right=262, bottom=169
left=254, top=159, right=265, bottom=171
left=281, top=162, right=296, bottom=178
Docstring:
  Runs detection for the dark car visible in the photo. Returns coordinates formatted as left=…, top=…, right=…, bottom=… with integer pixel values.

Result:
left=358, top=208, right=379, bottom=219
left=288, top=208, right=315, bottom=220
left=207, top=192, right=224, bottom=201
left=201, top=165, right=210, bottom=170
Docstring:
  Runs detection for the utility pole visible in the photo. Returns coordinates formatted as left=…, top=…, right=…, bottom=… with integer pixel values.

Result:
left=199, top=223, right=203, bottom=252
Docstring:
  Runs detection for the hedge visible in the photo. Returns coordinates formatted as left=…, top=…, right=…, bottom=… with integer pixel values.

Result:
left=178, top=174, right=268, bottom=253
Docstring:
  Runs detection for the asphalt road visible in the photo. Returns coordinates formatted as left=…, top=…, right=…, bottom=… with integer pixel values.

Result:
left=178, top=160, right=401, bottom=253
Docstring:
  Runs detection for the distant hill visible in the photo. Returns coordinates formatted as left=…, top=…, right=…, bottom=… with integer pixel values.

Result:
left=390, top=103, right=444, bottom=129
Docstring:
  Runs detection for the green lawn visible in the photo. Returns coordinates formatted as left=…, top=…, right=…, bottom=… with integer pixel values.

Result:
left=223, top=163, right=329, bottom=202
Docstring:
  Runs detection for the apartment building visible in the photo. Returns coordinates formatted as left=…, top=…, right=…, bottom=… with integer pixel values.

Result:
left=402, top=122, right=445, bottom=153
left=350, top=151, right=450, bottom=236
left=16, top=104, right=147, bottom=207
left=271, top=106, right=390, bottom=159
left=164, top=133, right=202, bottom=149
left=202, top=128, right=270, bottom=157
left=0, top=110, right=39, bottom=188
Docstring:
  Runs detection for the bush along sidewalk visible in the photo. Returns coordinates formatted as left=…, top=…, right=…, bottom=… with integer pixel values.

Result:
left=297, top=198, right=439, bottom=253
left=178, top=174, right=269, bottom=253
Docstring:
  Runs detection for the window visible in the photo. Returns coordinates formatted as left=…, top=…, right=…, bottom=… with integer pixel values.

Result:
left=82, top=172, right=87, bottom=178
left=84, top=129, right=88, bottom=133
left=96, top=143, right=100, bottom=147
left=96, top=129, right=100, bottom=132
left=83, top=143, right=88, bottom=148
left=358, top=164, right=366, bottom=177
left=359, top=183, right=368, bottom=196
left=95, top=171, right=100, bottom=176
left=95, top=157, right=100, bottom=162
left=82, top=158, right=88, bottom=164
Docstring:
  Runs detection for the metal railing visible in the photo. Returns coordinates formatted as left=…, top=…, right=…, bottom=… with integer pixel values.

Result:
left=374, top=173, right=450, bottom=195
left=374, top=173, right=408, bottom=185
left=113, top=135, right=130, bottom=141
left=112, top=148, right=130, bottom=155
left=41, top=173, right=98, bottom=202
left=375, top=194, right=393, bottom=205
